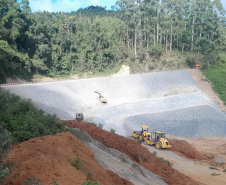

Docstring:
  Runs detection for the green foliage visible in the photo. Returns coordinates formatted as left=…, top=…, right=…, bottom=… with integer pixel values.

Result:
left=70, top=156, right=83, bottom=170
left=162, top=59, right=167, bottom=66
left=138, top=47, right=147, bottom=62
left=195, top=38, right=215, bottom=55
left=0, top=88, right=69, bottom=143
left=81, top=181, right=101, bottom=185
left=185, top=56, right=196, bottom=68
left=167, top=60, right=174, bottom=67
left=148, top=45, right=164, bottom=59
left=110, top=128, right=115, bottom=133
left=98, top=123, right=103, bottom=129
left=50, top=179, right=59, bottom=185
left=158, top=157, right=171, bottom=166
left=203, top=62, right=226, bottom=105
left=22, top=177, right=42, bottom=185
left=209, top=162, right=226, bottom=176
left=148, top=64, right=155, bottom=70
left=22, top=178, right=59, bottom=185
left=136, top=138, right=143, bottom=144
left=0, top=126, right=12, bottom=183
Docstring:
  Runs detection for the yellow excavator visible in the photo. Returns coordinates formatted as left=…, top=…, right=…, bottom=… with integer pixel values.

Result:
left=132, top=126, right=171, bottom=149
left=94, top=90, right=107, bottom=103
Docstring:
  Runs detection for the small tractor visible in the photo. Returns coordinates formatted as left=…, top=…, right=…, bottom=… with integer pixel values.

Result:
left=75, top=113, right=84, bottom=122
left=94, top=90, right=107, bottom=103
left=132, top=126, right=171, bottom=149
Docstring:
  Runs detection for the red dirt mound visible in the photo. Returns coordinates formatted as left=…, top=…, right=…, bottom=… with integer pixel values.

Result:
left=67, top=121, right=202, bottom=185
left=167, top=139, right=214, bottom=161
left=3, top=132, right=133, bottom=185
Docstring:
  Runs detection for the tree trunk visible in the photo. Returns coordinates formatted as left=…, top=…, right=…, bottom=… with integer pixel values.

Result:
left=166, top=30, right=168, bottom=52
left=157, top=20, right=159, bottom=44
left=170, top=23, right=172, bottom=51
left=60, top=42, right=62, bottom=56
left=191, top=15, right=194, bottom=51
left=127, top=27, right=129, bottom=49
left=135, top=29, right=137, bottom=55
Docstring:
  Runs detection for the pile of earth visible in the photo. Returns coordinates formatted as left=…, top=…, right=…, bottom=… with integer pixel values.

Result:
left=167, top=138, right=214, bottom=161
left=66, top=120, right=202, bottom=185
left=3, top=132, right=132, bottom=185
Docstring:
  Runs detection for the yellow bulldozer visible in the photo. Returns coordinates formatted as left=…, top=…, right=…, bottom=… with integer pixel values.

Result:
left=132, top=126, right=171, bottom=149
left=75, top=113, right=84, bottom=122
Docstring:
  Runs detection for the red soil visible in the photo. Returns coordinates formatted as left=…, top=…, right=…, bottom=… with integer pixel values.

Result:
left=3, top=132, right=133, bottom=185
left=67, top=120, right=202, bottom=185
left=167, top=139, right=214, bottom=161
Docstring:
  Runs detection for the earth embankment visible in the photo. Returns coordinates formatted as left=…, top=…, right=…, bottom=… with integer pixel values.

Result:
left=3, top=132, right=133, bottom=185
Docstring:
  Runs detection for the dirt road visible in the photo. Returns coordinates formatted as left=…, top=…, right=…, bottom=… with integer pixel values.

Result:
left=143, top=144, right=226, bottom=185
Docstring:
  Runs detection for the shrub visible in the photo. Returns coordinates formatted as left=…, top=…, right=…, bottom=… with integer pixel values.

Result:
left=138, top=47, right=147, bottom=61
left=148, top=65, right=155, bottom=70
left=136, top=138, right=143, bottom=144
left=148, top=44, right=164, bottom=59
left=185, top=56, right=196, bottom=68
left=0, top=88, right=69, bottom=143
left=0, top=126, right=12, bottom=183
left=110, top=129, right=115, bottom=133
left=98, top=123, right=103, bottom=129
left=209, top=162, right=226, bottom=176
left=22, top=177, right=42, bottom=185
left=86, top=172, right=93, bottom=180
left=162, top=59, right=167, bottom=65
left=158, top=157, right=171, bottom=166
left=135, top=150, right=151, bottom=162
left=70, top=156, right=83, bottom=170
left=167, top=60, right=174, bottom=67
left=81, top=181, right=101, bottom=185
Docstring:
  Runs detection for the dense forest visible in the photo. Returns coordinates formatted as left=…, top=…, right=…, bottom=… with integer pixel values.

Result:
left=0, top=0, right=226, bottom=102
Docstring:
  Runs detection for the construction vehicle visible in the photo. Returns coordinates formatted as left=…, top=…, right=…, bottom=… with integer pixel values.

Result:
left=94, top=90, right=107, bottom=103
left=75, top=113, right=84, bottom=122
left=132, top=126, right=150, bottom=141
left=132, top=126, right=171, bottom=149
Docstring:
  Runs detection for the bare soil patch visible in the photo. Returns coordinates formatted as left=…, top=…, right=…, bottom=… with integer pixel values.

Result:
left=168, top=135, right=226, bottom=163
left=188, top=69, right=226, bottom=112
left=3, top=132, right=132, bottom=185
left=167, top=139, right=214, bottom=161
left=67, top=120, right=201, bottom=185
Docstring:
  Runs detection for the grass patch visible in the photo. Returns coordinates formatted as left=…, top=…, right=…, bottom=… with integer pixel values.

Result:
left=203, top=62, right=226, bottom=105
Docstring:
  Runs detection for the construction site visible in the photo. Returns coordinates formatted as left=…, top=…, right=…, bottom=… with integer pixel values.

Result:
left=2, top=68, right=226, bottom=185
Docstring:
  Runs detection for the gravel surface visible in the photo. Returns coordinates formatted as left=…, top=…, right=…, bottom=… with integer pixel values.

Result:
left=3, top=70, right=226, bottom=138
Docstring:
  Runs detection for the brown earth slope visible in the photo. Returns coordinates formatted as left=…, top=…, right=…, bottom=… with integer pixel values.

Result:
left=3, top=132, right=133, bottom=185
left=167, top=139, right=214, bottom=161
left=67, top=121, right=202, bottom=185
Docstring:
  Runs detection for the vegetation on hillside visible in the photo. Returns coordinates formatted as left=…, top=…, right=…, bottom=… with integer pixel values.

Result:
left=0, top=88, right=69, bottom=182
left=0, top=0, right=226, bottom=82
left=203, top=61, right=226, bottom=105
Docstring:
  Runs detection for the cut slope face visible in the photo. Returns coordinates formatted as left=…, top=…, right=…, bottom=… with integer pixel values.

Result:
left=71, top=128, right=167, bottom=185
left=67, top=121, right=201, bottom=185
left=3, top=132, right=133, bottom=185
left=3, top=70, right=226, bottom=137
